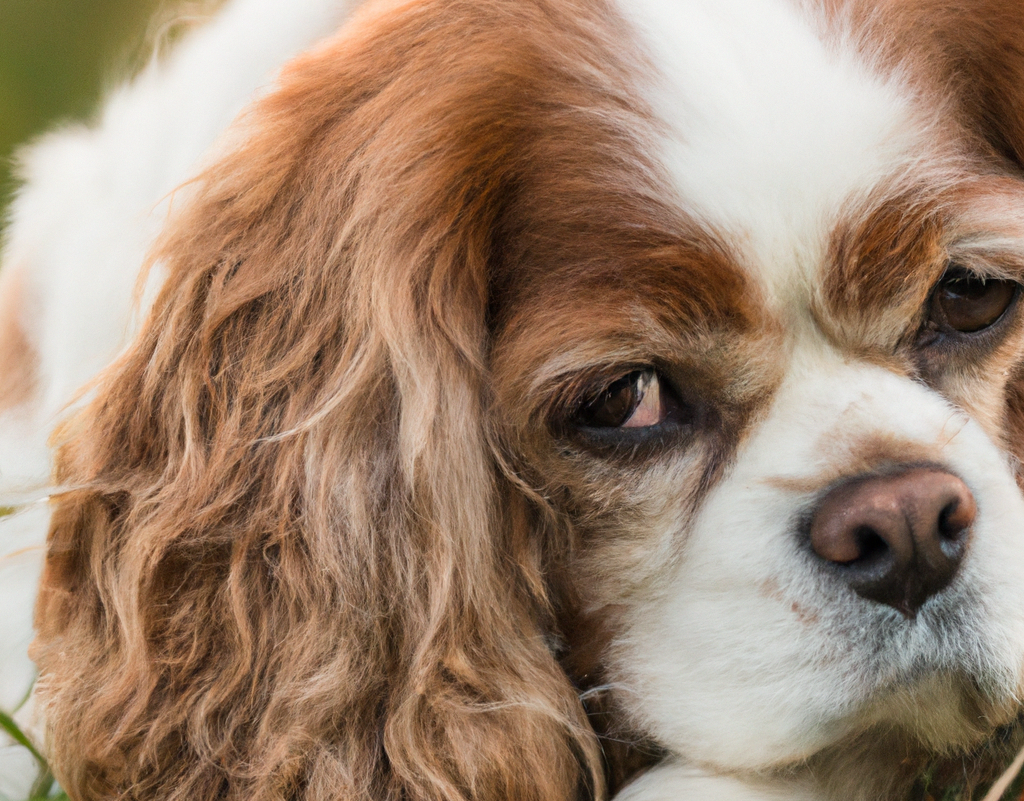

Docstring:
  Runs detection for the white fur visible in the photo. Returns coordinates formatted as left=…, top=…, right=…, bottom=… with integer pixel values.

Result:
left=0, top=505, right=49, bottom=801
left=615, top=761, right=821, bottom=801
left=619, top=0, right=926, bottom=306
left=610, top=346, right=1024, bottom=789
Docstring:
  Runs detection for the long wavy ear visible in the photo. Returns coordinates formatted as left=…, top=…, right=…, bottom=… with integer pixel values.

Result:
left=933, top=0, right=1024, bottom=169
left=34, top=3, right=611, bottom=799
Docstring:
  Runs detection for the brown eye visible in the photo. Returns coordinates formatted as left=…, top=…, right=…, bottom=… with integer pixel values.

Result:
left=931, top=267, right=1017, bottom=333
left=576, top=369, right=677, bottom=429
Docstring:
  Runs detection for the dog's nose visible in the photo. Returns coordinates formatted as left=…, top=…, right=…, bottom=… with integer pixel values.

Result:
left=808, top=468, right=975, bottom=617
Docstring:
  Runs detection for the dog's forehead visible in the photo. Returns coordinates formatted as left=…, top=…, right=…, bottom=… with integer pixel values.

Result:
left=495, top=0, right=946, bottom=380
left=615, top=0, right=930, bottom=311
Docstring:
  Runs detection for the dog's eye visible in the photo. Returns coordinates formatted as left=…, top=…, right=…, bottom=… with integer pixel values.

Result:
left=576, top=369, right=679, bottom=429
left=931, top=267, right=1017, bottom=333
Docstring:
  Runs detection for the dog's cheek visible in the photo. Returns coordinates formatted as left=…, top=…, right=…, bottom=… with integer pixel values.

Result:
left=604, top=473, right=856, bottom=771
left=917, top=326, right=1024, bottom=455
left=545, top=432, right=736, bottom=604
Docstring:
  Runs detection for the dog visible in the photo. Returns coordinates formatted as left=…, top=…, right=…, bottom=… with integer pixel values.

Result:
left=3, top=0, right=1024, bottom=798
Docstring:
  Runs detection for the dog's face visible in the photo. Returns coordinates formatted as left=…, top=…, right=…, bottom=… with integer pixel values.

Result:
left=34, top=0, right=1024, bottom=798
left=488, top=0, right=1024, bottom=776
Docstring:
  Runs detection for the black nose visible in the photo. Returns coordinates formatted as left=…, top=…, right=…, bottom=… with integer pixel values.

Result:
left=808, top=468, right=975, bottom=617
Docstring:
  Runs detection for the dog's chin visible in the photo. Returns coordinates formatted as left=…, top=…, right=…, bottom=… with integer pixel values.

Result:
left=806, top=575, right=1024, bottom=748
left=619, top=653, right=1022, bottom=792
left=789, top=601, right=1024, bottom=766
left=857, top=672, right=1018, bottom=752
left=842, top=630, right=1022, bottom=758
left=799, top=670, right=1024, bottom=801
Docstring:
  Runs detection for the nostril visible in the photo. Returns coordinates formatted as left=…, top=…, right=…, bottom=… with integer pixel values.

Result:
left=938, top=502, right=957, bottom=538
left=807, top=467, right=975, bottom=617
left=937, top=497, right=974, bottom=542
left=853, top=526, right=887, bottom=560
left=834, top=526, right=901, bottom=598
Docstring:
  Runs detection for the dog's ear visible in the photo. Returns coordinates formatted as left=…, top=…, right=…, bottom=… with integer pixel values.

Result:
left=34, top=5, right=604, bottom=799
left=934, top=0, right=1024, bottom=169
left=870, top=0, right=1024, bottom=168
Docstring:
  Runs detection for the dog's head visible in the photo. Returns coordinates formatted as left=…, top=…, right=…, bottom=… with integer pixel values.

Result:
left=34, top=0, right=1024, bottom=798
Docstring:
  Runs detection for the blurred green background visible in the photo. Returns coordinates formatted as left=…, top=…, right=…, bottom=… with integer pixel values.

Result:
left=0, top=0, right=169, bottom=217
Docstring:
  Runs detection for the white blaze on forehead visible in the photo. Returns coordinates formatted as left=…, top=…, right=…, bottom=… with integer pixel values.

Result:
left=618, top=0, right=927, bottom=301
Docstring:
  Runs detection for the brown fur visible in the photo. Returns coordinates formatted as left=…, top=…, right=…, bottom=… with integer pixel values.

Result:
left=820, top=185, right=949, bottom=357
left=818, top=0, right=1024, bottom=477
left=31, top=1, right=1024, bottom=799
left=32, top=1, right=672, bottom=798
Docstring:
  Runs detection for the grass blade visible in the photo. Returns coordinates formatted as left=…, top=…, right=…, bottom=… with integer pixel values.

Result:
left=0, top=711, right=43, bottom=767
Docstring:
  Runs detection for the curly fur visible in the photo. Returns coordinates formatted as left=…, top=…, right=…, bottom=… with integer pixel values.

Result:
left=33, top=2, right=652, bottom=798
left=19, top=0, right=1024, bottom=799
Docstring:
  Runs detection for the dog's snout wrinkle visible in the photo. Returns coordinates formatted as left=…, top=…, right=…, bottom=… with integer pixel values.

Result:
left=809, top=468, right=975, bottom=617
